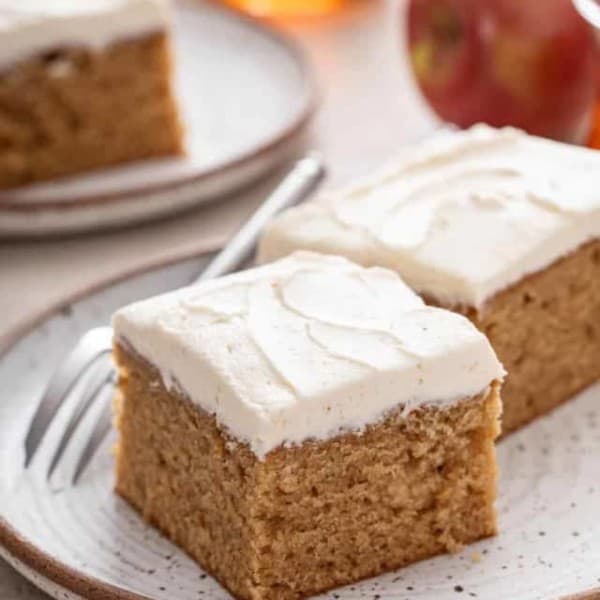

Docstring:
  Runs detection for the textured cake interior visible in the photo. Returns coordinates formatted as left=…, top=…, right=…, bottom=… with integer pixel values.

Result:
left=458, top=239, right=600, bottom=434
left=114, top=344, right=501, bottom=600
left=0, top=32, right=182, bottom=188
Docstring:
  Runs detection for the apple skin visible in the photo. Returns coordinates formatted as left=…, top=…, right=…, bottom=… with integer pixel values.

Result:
left=407, top=0, right=598, bottom=142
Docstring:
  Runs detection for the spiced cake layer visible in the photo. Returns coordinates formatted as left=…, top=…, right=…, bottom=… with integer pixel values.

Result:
left=112, top=252, right=504, bottom=600
left=259, top=125, right=600, bottom=434
left=0, top=0, right=183, bottom=188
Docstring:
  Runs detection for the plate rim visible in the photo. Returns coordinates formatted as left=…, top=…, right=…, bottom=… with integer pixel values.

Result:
left=0, top=0, right=318, bottom=212
left=0, top=530, right=151, bottom=600
left=0, top=246, right=215, bottom=357
left=1, top=274, right=600, bottom=600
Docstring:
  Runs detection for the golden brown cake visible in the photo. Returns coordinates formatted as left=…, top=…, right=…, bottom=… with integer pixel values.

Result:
left=447, top=240, right=600, bottom=432
left=258, top=125, right=600, bottom=434
left=0, top=0, right=183, bottom=189
left=112, top=252, right=504, bottom=600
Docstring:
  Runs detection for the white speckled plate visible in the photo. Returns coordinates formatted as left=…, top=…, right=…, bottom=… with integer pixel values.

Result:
left=0, top=0, right=315, bottom=237
left=1, top=258, right=600, bottom=600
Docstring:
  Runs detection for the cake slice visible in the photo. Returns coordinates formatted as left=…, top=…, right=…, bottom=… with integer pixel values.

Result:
left=0, top=0, right=183, bottom=188
left=259, top=125, right=600, bottom=434
left=113, top=251, right=504, bottom=600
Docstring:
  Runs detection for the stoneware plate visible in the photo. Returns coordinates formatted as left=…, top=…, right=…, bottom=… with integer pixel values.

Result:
left=0, top=0, right=315, bottom=237
left=1, top=257, right=600, bottom=600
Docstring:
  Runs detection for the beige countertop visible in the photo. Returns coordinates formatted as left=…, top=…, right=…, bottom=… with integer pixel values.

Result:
left=0, top=0, right=435, bottom=595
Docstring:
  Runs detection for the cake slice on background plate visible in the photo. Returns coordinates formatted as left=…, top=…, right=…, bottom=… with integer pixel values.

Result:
left=259, top=125, right=600, bottom=435
left=112, top=252, right=504, bottom=600
left=0, top=0, right=183, bottom=188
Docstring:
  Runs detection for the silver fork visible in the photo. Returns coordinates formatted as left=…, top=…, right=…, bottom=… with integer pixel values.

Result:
left=24, top=154, right=325, bottom=482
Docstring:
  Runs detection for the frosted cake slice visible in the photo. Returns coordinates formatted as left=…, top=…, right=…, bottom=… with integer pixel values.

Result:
left=112, top=251, right=504, bottom=600
left=259, top=125, right=600, bottom=434
left=0, top=0, right=183, bottom=188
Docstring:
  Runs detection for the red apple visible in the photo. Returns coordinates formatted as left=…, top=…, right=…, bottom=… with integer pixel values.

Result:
left=407, top=0, right=598, bottom=143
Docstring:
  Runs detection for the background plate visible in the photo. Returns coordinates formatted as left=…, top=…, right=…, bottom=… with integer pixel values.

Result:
left=0, top=0, right=315, bottom=237
left=1, top=258, right=600, bottom=600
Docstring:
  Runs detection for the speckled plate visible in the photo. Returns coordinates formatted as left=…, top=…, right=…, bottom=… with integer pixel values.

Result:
left=0, top=0, right=315, bottom=237
left=1, top=257, right=600, bottom=600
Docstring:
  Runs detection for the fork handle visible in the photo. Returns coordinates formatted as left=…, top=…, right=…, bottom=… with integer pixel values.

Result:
left=194, top=153, right=325, bottom=283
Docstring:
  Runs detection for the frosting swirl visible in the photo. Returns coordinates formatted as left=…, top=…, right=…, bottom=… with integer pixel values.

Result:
left=259, top=125, right=600, bottom=308
left=113, top=252, right=504, bottom=457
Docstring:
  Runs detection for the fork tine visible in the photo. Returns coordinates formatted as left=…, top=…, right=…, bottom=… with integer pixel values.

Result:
left=24, top=326, right=113, bottom=467
left=72, top=397, right=113, bottom=484
left=46, top=359, right=115, bottom=480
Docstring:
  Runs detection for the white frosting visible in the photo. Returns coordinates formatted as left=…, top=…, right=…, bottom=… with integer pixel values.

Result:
left=258, top=125, right=600, bottom=309
left=113, top=252, right=503, bottom=458
left=0, top=0, right=170, bottom=69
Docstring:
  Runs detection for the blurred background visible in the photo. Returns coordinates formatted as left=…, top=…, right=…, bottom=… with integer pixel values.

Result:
left=228, top=0, right=600, bottom=147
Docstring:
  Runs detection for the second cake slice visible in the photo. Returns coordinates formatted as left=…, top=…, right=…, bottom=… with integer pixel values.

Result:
left=0, top=0, right=183, bottom=188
